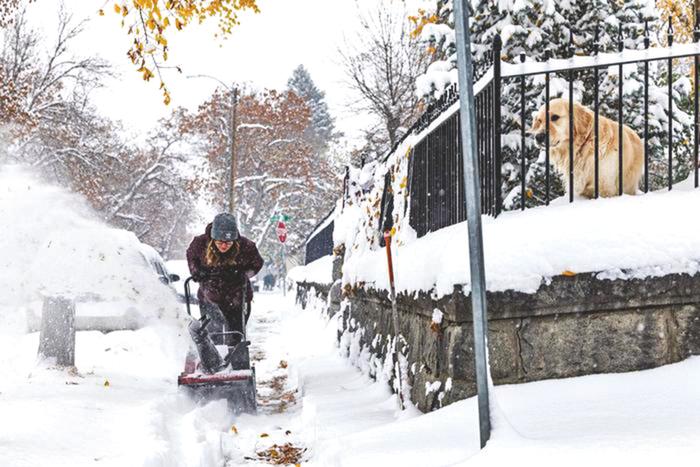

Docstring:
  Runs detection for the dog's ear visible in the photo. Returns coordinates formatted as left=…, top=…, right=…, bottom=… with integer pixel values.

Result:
left=529, top=111, right=542, bottom=132
left=573, top=103, right=593, bottom=143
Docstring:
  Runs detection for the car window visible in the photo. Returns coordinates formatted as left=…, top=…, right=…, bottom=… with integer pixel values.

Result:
left=153, top=261, right=167, bottom=280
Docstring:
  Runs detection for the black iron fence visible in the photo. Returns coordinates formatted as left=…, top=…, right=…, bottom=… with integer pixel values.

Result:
left=307, top=21, right=700, bottom=249
left=406, top=21, right=700, bottom=239
left=304, top=218, right=334, bottom=265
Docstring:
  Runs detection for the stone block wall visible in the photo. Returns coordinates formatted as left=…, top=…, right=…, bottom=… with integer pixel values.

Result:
left=297, top=271, right=700, bottom=413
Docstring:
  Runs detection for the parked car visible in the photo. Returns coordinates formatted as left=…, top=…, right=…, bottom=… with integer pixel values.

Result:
left=25, top=228, right=182, bottom=333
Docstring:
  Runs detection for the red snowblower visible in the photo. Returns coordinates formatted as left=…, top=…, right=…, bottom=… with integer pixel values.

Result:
left=177, top=276, right=257, bottom=413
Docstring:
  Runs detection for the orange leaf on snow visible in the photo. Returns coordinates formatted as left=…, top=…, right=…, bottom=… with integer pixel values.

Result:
left=562, top=270, right=576, bottom=277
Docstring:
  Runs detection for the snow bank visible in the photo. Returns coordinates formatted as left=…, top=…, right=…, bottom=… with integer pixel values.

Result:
left=288, top=254, right=334, bottom=285
left=0, top=165, right=180, bottom=331
left=344, top=186, right=700, bottom=297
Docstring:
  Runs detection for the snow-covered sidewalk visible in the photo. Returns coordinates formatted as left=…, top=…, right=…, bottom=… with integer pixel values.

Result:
left=2, top=291, right=699, bottom=466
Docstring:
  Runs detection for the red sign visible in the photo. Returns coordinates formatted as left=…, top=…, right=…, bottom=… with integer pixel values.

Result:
left=276, top=220, right=287, bottom=243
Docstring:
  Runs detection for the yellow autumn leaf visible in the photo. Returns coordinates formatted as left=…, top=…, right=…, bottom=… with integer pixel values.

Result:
left=104, top=379, right=110, bottom=387
left=114, top=4, right=121, bottom=14
left=99, top=9, right=105, bottom=16
left=231, top=425, right=238, bottom=434
left=562, top=270, right=576, bottom=277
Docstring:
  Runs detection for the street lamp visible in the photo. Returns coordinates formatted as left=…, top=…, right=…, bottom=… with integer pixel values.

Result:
left=188, top=74, right=238, bottom=215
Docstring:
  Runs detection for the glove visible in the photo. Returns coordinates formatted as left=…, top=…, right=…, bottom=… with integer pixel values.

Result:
left=191, top=271, right=206, bottom=282
left=222, top=268, right=244, bottom=282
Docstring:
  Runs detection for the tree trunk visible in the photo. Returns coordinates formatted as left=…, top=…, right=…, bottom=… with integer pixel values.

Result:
left=37, top=296, right=76, bottom=367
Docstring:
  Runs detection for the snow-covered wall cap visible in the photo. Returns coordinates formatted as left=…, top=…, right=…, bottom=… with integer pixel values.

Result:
left=501, top=42, right=700, bottom=78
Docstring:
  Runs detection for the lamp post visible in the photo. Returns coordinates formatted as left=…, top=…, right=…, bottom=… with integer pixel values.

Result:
left=188, top=75, right=238, bottom=214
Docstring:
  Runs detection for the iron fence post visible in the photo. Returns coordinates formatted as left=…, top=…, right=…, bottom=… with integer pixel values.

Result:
left=493, top=35, right=502, bottom=216
left=668, top=19, right=674, bottom=190
left=545, top=49, right=551, bottom=205
left=594, top=25, right=600, bottom=199
left=695, top=13, right=699, bottom=188
left=520, top=52, right=526, bottom=210
left=644, top=21, right=650, bottom=193
left=568, top=29, right=575, bottom=203
left=618, top=25, right=624, bottom=196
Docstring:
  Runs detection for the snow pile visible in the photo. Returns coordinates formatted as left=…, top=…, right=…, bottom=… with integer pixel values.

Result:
left=0, top=165, right=180, bottom=329
left=288, top=254, right=335, bottom=285
left=344, top=185, right=700, bottom=297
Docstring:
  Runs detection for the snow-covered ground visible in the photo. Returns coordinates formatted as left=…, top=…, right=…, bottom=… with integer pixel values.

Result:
left=3, top=164, right=699, bottom=466
left=341, top=184, right=700, bottom=298
left=2, top=288, right=700, bottom=466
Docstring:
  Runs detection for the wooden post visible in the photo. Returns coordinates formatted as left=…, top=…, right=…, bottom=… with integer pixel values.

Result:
left=37, top=296, right=76, bottom=367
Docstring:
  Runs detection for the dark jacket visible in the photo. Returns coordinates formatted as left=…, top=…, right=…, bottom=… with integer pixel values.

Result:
left=186, top=224, right=264, bottom=307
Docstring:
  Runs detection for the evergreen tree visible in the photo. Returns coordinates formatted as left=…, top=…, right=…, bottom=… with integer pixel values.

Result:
left=287, top=65, right=336, bottom=153
left=413, top=0, right=695, bottom=210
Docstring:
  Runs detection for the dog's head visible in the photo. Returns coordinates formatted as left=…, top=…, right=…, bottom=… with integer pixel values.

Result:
left=529, top=98, right=592, bottom=149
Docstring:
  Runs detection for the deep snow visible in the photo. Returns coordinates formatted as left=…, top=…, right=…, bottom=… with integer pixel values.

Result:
left=339, top=184, right=700, bottom=298
left=3, top=165, right=699, bottom=466
left=2, top=283, right=700, bottom=466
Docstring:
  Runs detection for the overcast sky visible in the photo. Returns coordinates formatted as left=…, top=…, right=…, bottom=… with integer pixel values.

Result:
left=24, top=0, right=376, bottom=145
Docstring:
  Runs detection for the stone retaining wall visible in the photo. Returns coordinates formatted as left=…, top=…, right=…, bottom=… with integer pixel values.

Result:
left=297, top=270, right=700, bottom=412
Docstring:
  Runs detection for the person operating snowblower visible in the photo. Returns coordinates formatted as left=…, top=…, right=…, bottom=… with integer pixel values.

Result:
left=178, top=213, right=263, bottom=413
left=187, top=212, right=264, bottom=345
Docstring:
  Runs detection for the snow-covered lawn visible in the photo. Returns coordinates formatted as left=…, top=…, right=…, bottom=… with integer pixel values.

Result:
left=2, top=291, right=699, bottom=466
left=342, top=184, right=700, bottom=298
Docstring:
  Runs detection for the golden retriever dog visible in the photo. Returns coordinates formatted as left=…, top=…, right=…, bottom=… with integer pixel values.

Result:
left=529, top=98, right=644, bottom=198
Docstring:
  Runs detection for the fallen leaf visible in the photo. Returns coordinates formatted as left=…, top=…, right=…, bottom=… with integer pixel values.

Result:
left=260, top=433, right=269, bottom=438
left=104, top=380, right=110, bottom=387
left=562, top=270, right=576, bottom=277
left=231, top=425, right=238, bottom=434
left=279, top=360, right=288, bottom=369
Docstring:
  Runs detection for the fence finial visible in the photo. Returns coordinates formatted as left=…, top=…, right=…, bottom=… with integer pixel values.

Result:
left=618, top=24, right=623, bottom=53
left=519, top=52, right=526, bottom=64
left=668, top=16, right=674, bottom=47
left=594, top=24, right=600, bottom=55
left=644, top=20, right=650, bottom=49
left=493, top=34, right=502, bottom=58
left=568, top=29, right=574, bottom=58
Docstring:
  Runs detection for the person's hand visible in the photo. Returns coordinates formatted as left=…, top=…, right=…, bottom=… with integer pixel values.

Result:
left=191, top=271, right=206, bottom=282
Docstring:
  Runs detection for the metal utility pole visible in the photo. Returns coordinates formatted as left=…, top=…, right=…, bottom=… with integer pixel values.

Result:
left=228, top=86, right=238, bottom=215
left=187, top=74, right=239, bottom=214
left=453, top=0, right=491, bottom=449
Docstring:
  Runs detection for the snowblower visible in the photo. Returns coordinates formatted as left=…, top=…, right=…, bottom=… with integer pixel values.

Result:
left=177, top=276, right=257, bottom=414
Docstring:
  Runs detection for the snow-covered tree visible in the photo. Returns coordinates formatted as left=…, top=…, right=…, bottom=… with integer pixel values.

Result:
left=287, top=65, right=336, bottom=153
left=178, top=87, right=340, bottom=264
left=340, top=0, right=430, bottom=157
left=412, top=0, right=696, bottom=210
left=1, top=9, right=198, bottom=258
